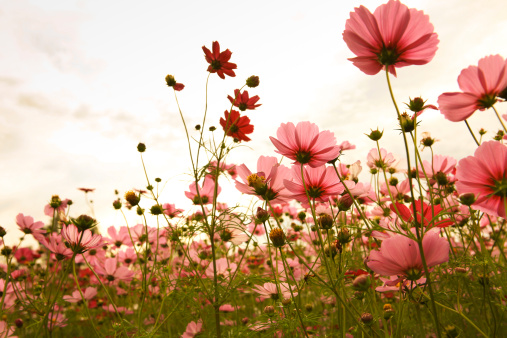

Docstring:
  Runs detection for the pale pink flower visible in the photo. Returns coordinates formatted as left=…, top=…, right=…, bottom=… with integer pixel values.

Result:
left=61, top=224, right=103, bottom=254
left=162, top=203, right=184, bottom=218
left=343, top=0, right=439, bottom=76
left=15, top=213, right=45, bottom=241
left=118, top=248, right=137, bottom=265
left=367, top=228, right=449, bottom=279
left=438, top=55, right=507, bottom=121
left=284, top=165, right=344, bottom=204
left=270, top=122, right=341, bottom=168
left=102, top=304, right=133, bottom=314
left=252, top=282, right=297, bottom=301
left=63, top=287, right=97, bottom=303
left=366, top=148, right=396, bottom=169
left=235, top=156, right=291, bottom=204
left=41, top=233, right=73, bottom=260
left=184, top=178, right=221, bottom=205
left=44, top=198, right=70, bottom=216
left=455, top=141, right=507, bottom=218
left=95, top=258, right=135, bottom=283
left=205, top=257, right=237, bottom=279
left=182, top=320, right=202, bottom=338
left=106, top=226, right=133, bottom=248
left=247, top=222, right=265, bottom=236
left=417, top=155, right=457, bottom=186
left=0, top=320, right=16, bottom=338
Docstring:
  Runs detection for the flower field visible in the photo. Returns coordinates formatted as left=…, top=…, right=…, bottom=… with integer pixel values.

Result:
left=1, top=1, right=507, bottom=337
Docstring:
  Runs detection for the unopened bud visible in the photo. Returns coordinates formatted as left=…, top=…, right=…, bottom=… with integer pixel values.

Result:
left=256, top=207, right=270, bottom=223
left=264, top=305, right=275, bottom=316
left=352, top=274, right=371, bottom=291
left=137, top=143, right=146, bottom=153
left=246, top=75, right=260, bottom=88
left=360, top=313, right=374, bottom=325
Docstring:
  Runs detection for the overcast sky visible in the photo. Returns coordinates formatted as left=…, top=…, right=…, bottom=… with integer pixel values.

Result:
left=1, top=0, right=507, bottom=244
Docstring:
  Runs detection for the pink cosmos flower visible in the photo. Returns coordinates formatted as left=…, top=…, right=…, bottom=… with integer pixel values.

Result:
left=343, top=0, right=439, bottom=76
left=94, top=258, right=135, bottom=283
left=44, top=196, right=70, bottom=216
left=184, top=178, right=221, bottom=205
left=417, top=154, right=457, bottom=186
left=16, top=213, right=46, bottom=241
left=61, top=224, right=103, bottom=254
left=205, top=257, right=238, bottom=279
left=455, top=141, right=507, bottom=218
left=252, top=282, right=296, bottom=301
left=182, top=320, right=203, bottom=338
left=438, top=55, right=507, bottom=121
left=0, top=321, right=16, bottom=338
left=270, top=122, right=341, bottom=168
left=367, top=227, right=449, bottom=280
left=118, top=248, right=137, bottom=265
left=366, top=148, right=396, bottom=169
left=284, top=165, right=344, bottom=204
left=63, top=287, right=97, bottom=303
left=106, top=226, right=133, bottom=248
left=235, top=156, right=291, bottom=204
left=40, top=233, right=73, bottom=260
left=162, top=203, right=183, bottom=218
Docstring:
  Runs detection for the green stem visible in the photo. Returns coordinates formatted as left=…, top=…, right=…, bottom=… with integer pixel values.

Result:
left=464, top=119, right=480, bottom=146
left=385, top=69, right=441, bottom=338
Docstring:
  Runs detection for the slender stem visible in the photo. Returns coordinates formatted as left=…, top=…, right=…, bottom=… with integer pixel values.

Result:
left=464, top=119, right=480, bottom=146
left=385, top=69, right=441, bottom=338
left=72, top=259, right=101, bottom=337
left=492, top=105, right=507, bottom=133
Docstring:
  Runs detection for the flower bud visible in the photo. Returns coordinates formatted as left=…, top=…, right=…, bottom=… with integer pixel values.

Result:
left=269, top=228, right=285, bottom=248
left=282, top=298, right=292, bottom=306
left=360, top=313, right=374, bottom=325
left=264, top=305, right=275, bottom=316
left=15, top=318, right=23, bottom=328
left=352, top=274, right=371, bottom=291
left=125, top=191, right=140, bottom=206
left=305, top=304, right=313, bottom=312
left=318, top=214, right=334, bottom=229
left=137, top=143, right=146, bottom=153
left=246, top=75, right=260, bottom=88
left=459, top=193, right=476, bottom=206
left=0, top=226, right=6, bottom=237
left=71, top=214, right=97, bottom=231
left=150, top=204, right=164, bottom=216
left=337, top=228, right=352, bottom=244
left=366, top=129, right=383, bottom=141
left=398, top=112, right=416, bottom=133
left=113, top=198, right=122, bottom=210
left=165, top=74, right=177, bottom=87
left=256, top=207, right=270, bottom=223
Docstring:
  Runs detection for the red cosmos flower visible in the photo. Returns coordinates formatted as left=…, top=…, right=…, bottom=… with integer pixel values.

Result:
left=227, top=89, right=261, bottom=111
left=202, top=41, right=237, bottom=79
left=78, top=187, right=95, bottom=193
left=220, top=109, right=254, bottom=142
left=270, top=121, right=341, bottom=168
left=438, top=55, right=507, bottom=122
left=390, top=199, right=454, bottom=228
left=343, top=0, right=439, bottom=76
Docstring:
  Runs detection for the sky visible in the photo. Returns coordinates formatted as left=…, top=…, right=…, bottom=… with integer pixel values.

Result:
left=1, top=0, right=507, bottom=245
